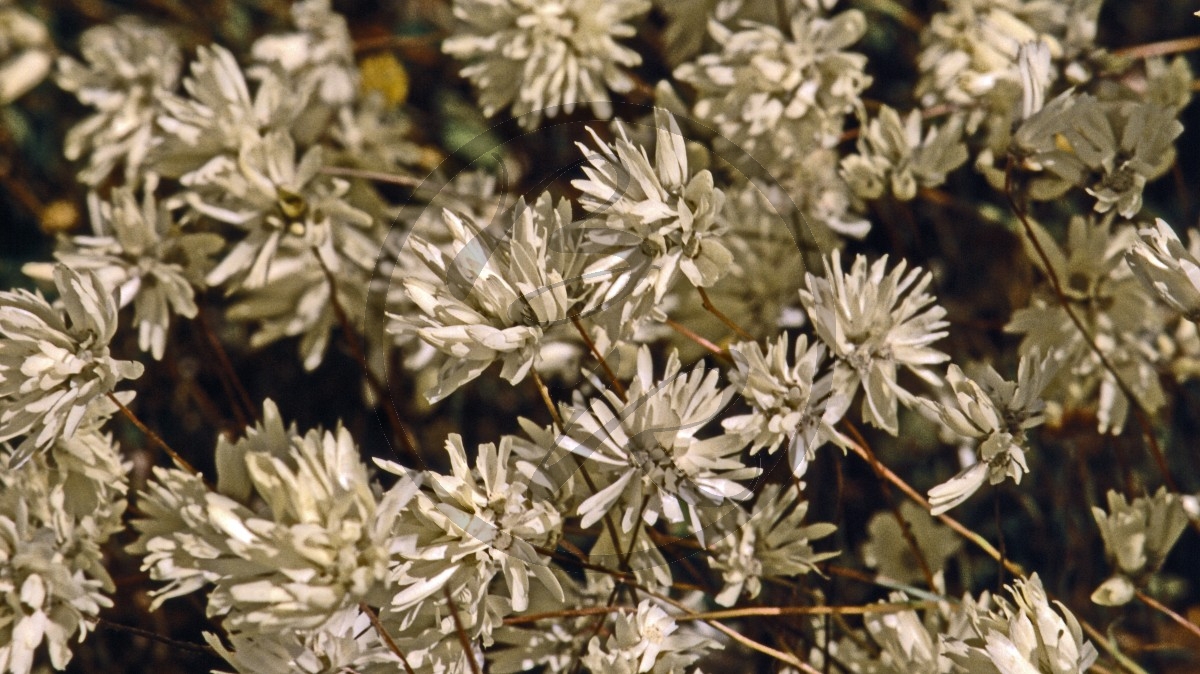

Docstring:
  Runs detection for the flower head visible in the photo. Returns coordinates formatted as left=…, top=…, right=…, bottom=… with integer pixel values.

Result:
left=0, top=266, right=143, bottom=463
left=1090, top=488, right=1188, bottom=606
left=443, top=0, right=650, bottom=128
left=559, top=347, right=757, bottom=534
left=56, top=18, right=182, bottom=185
left=923, top=353, right=1057, bottom=515
left=1125, top=218, right=1200, bottom=321
left=723, top=333, right=835, bottom=477
left=674, top=6, right=870, bottom=169
left=799, top=251, right=949, bottom=434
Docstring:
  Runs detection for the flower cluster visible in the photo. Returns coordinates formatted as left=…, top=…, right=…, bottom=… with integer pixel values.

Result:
left=443, top=0, right=650, bottom=128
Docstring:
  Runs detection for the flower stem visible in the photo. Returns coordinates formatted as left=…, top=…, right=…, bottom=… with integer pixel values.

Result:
left=106, top=392, right=199, bottom=477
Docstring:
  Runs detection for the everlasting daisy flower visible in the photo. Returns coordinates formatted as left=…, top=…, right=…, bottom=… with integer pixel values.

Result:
left=443, top=0, right=650, bottom=129
left=55, top=17, right=181, bottom=186
left=389, top=193, right=583, bottom=402
left=1125, top=218, right=1200, bottom=321
left=0, top=266, right=143, bottom=464
left=572, top=108, right=730, bottom=330
left=674, top=4, right=870, bottom=169
left=922, top=353, right=1057, bottom=515
left=129, top=401, right=408, bottom=634
left=799, top=251, right=949, bottom=434
left=556, top=347, right=757, bottom=535
left=581, top=600, right=710, bottom=674
left=26, top=185, right=220, bottom=360
left=723, top=334, right=836, bottom=478
left=1090, top=488, right=1189, bottom=606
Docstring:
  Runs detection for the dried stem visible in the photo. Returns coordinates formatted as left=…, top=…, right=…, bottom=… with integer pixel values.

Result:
left=193, top=308, right=256, bottom=428
left=1113, top=34, right=1200, bottom=59
left=664, top=317, right=732, bottom=362
left=1003, top=161, right=1183, bottom=500
left=443, top=587, right=482, bottom=674
left=697, top=286, right=754, bottom=341
left=571, top=315, right=627, bottom=401
left=315, top=252, right=421, bottom=465
left=841, top=421, right=938, bottom=590
left=359, top=603, right=417, bottom=674
left=106, top=392, right=200, bottom=477
left=842, top=428, right=1024, bottom=577
left=1137, top=590, right=1200, bottom=643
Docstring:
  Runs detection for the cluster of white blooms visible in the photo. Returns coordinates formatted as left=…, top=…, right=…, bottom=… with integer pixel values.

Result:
left=724, top=334, right=835, bottom=476
left=1090, top=488, right=1188, bottom=606
left=389, top=194, right=583, bottom=402
left=572, top=108, right=731, bottom=325
left=25, top=186, right=219, bottom=360
left=12, top=0, right=1200, bottom=671
left=707, top=483, right=837, bottom=606
left=443, top=0, right=650, bottom=128
left=55, top=18, right=182, bottom=185
left=1007, top=215, right=1166, bottom=434
left=559, top=347, right=757, bottom=535
left=0, top=406, right=128, bottom=674
left=840, top=105, right=969, bottom=201
left=674, top=0, right=870, bottom=170
left=0, top=266, right=142, bottom=463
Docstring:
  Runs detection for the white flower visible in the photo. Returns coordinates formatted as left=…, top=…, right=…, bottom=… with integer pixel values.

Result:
left=0, top=421, right=128, bottom=674
left=723, top=334, right=835, bottom=477
left=1007, top=215, right=1166, bottom=434
left=152, top=45, right=299, bottom=179
left=799, top=251, right=949, bottom=434
left=376, top=433, right=564, bottom=614
left=26, top=186, right=218, bottom=360
left=249, top=0, right=358, bottom=109
left=1126, top=218, right=1200, bottom=321
left=389, top=193, right=582, bottom=402
left=0, top=266, right=143, bottom=464
left=558, top=347, right=757, bottom=535
left=0, top=3, right=51, bottom=105
left=581, top=600, right=709, bottom=674
left=839, top=105, right=967, bottom=201
left=923, top=353, right=1057, bottom=515
left=190, top=130, right=372, bottom=291
left=1090, top=488, right=1189, bottom=606
left=953, top=574, right=1098, bottom=674
left=55, top=18, right=182, bottom=185
left=674, top=6, right=870, bottom=168
left=709, top=483, right=837, bottom=607
left=129, top=400, right=406, bottom=634
left=572, top=108, right=730, bottom=327
left=443, top=0, right=650, bottom=128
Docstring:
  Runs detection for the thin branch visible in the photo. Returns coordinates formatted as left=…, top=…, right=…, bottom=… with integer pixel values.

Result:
left=664, top=317, right=732, bottom=362
left=443, top=587, right=482, bottom=674
left=1003, top=161, right=1182, bottom=499
left=841, top=421, right=938, bottom=591
left=315, top=252, right=421, bottom=465
left=193, top=308, right=256, bottom=427
left=106, top=392, right=200, bottom=477
left=92, top=617, right=215, bottom=655
left=1113, top=34, right=1200, bottom=59
left=571, top=315, right=627, bottom=401
left=359, top=603, right=417, bottom=674
left=1137, top=590, right=1200, bottom=643
left=697, top=287, right=754, bottom=341
left=842, top=429, right=1025, bottom=577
